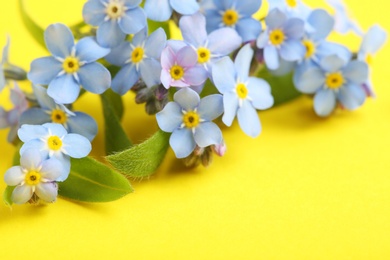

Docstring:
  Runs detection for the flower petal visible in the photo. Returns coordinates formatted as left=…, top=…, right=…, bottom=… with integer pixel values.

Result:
left=247, top=77, right=274, bottom=110
left=208, top=28, right=242, bottom=55
left=78, top=62, right=111, bottom=94
left=105, top=41, right=132, bottom=66
left=212, top=57, right=236, bottom=94
left=35, top=182, right=58, bottom=203
left=144, top=0, right=172, bottom=21
left=337, top=83, right=366, bottom=110
left=342, top=60, right=368, bottom=85
left=97, top=20, right=126, bottom=48
left=76, top=37, right=110, bottom=63
left=313, top=88, right=336, bottom=117
left=40, top=157, right=64, bottom=181
left=119, top=7, right=147, bottom=35
left=197, top=94, right=223, bottom=121
left=144, top=28, right=167, bottom=59
left=47, top=74, right=80, bottom=104
left=139, top=59, right=162, bottom=88
left=28, top=57, right=62, bottom=85
left=183, top=66, right=208, bottom=86
left=264, top=45, right=279, bottom=70
left=169, top=128, right=196, bottom=158
left=179, top=13, right=207, bottom=47
left=12, top=185, right=33, bottom=204
left=111, top=63, right=139, bottom=95
left=294, top=66, right=325, bottom=94
left=19, top=108, right=50, bottom=126
left=194, top=122, right=222, bottom=147
left=67, top=112, right=98, bottom=141
left=280, top=40, right=305, bottom=61
left=20, top=148, right=44, bottom=170
left=237, top=100, right=261, bottom=137
left=222, top=91, right=239, bottom=126
left=177, top=46, right=198, bottom=67
left=173, top=87, right=200, bottom=111
left=307, top=9, right=334, bottom=41
left=234, top=44, right=253, bottom=81
left=4, top=166, right=24, bottom=186
left=18, top=124, right=47, bottom=143
left=62, top=133, right=92, bottom=158
left=170, top=0, right=199, bottom=15
left=32, top=84, right=56, bottom=110
left=235, top=18, right=262, bottom=42
left=44, top=23, right=74, bottom=58
left=156, top=102, right=183, bottom=132
left=82, top=0, right=106, bottom=26
left=266, top=8, right=286, bottom=29
left=319, top=54, right=346, bottom=73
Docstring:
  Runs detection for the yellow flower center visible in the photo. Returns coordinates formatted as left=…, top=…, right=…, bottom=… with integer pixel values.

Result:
left=197, top=47, right=211, bottom=64
left=51, top=109, right=67, bottom=124
left=286, top=0, right=298, bottom=8
left=25, top=171, right=41, bottom=186
left=269, top=29, right=285, bottom=46
left=106, top=1, right=125, bottom=19
left=170, top=65, right=185, bottom=80
left=222, top=9, right=239, bottom=26
left=236, top=83, right=248, bottom=99
left=62, top=57, right=80, bottom=74
left=325, top=72, right=345, bottom=89
left=302, top=39, right=316, bottom=59
left=47, top=136, right=63, bottom=151
left=365, top=54, right=373, bottom=66
left=131, top=47, right=144, bottom=63
left=183, top=111, right=200, bottom=128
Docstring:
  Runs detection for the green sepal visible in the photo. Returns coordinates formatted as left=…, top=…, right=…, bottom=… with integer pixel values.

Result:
left=100, top=89, right=132, bottom=155
left=106, top=130, right=170, bottom=178
left=18, top=0, right=45, bottom=48
left=58, top=157, right=133, bottom=203
left=3, top=186, right=15, bottom=207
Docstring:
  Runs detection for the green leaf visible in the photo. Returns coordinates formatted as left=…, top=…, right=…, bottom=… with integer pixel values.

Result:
left=3, top=186, right=15, bottom=207
left=58, top=157, right=133, bottom=202
left=18, top=0, right=45, bottom=48
left=100, top=90, right=132, bottom=155
left=106, top=130, right=170, bottom=178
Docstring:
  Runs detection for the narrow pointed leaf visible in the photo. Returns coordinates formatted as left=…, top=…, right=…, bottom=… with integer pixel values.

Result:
left=100, top=90, right=132, bottom=155
left=106, top=130, right=170, bottom=178
left=58, top=157, right=133, bottom=202
left=19, top=0, right=45, bottom=48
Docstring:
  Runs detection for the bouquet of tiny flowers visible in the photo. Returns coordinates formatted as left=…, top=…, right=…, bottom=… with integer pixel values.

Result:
left=0, top=0, right=386, bottom=206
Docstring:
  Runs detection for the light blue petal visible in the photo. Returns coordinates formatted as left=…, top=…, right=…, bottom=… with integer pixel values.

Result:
left=144, top=0, right=172, bottom=21
left=337, top=83, right=366, bottom=110
left=76, top=37, right=110, bottom=63
left=237, top=100, right=261, bottom=137
left=234, top=44, right=253, bottom=81
left=284, top=18, right=305, bottom=40
left=82, top=0, right=106, bottom=26
left=111, top=63, right=139, bottom=95
left=20, top=148, right=44, bottom=170
left=123, top=0, right=142, bottom=8
left=264, top=45, right=279, bottom=70
left=170, top=0, right=199, bottom=15
left=360, top=25, right=387, bottom=54
left=294, top=66, right=324, bottom=94
left=205, top=9, right=221, bottom=33
left=182, top=66, right=208, bottom=86
left=44, top=23, right=74, bottom=58
left=18, top=124, right=47, bottom=142
left=52, top=154, right=70, bottom=181
left=19, top=108, right=50, bottom=126
left=4, top=166, right=24, bottom=186
left=20, top=140, right=48, bottom=160
left=307, top=9, right=334, bottom=41
left=212, top=57, right=236, bottom=94
left=35, top=183, right=58, bottom=202
left=132, top=27, right=147, bottom=46
left=28, top=57, right=62, bottom=85
left=319, top=54, right=346, bottom=72
left=316, top=42, right=352, bottom=63
left=256, top=31, right=269, bottom=49
left=280, top=40, right=305, bottom=61
left=342, top=60, right=368, bottom=85
left=236, top=0, right=261, bottom=16
left=47, top=74, right=80, bottom=104
left=156, top=102, right=183, bottom=132
left=174, top=88, right=200, bottom=111
left=44, top=122, right=67, bottom=137
left=235, top=18, right=262, bottom=42
left=67, top=112, right=98, bottom=141
left=222, top=91, right=238, bottom=126
left=40, top=157, right=63, bottom=180
left=197, top=94, right=223, bottom=121
left=119, top=7, right=147, bottom=34
left=179, top=13, right=207, bottom=47
left=194, top=122, right=222, bottom=147
left=247, top=77, right=274, bottom=110
left=78, top=62, right=111, bottom=94
left=97, top=20, right=126, bottom=48
left=62, top=133, right=91, bottom=158
left=144, top=28, right=167, bottom=59
left=139, top=59, right=162, bottom=88
left=266, top=8, right=286, bottom=29
left=12, top=185, right=33, bottom=204
left=32, top=84, right=56, bottom=110
left=208, top=27, right=242, bottom=55
left=105, top=41, right=132, bottom=66
left=313, top=88, right=336, bottom=117
left=269, top=58, right=295, bottom=76
left=169, top=128, right=196, bottom=158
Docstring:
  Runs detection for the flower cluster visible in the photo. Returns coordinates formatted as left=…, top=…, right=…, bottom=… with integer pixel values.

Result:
left=1, top=0, right=387, bottom=205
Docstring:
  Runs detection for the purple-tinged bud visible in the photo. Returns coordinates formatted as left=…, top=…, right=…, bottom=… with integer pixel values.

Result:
left=212, top=142, right=227, bottom=157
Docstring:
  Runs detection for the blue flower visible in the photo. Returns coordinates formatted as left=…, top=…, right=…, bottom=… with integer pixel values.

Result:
left=105, top=27, right=167, bottom=95
left=294, top=55, right=369, bottom=117
left=204, top=0, right=262, bottom=42
left=18, top=123, right=92, bottom=181
left=83, top=0, right=147, bottom=48
left=256, top=8, right=305, bottom=70
left=20, top=85, right=98, bottom=141
left=144, top=0, right=199, bottom=22
left=1, top=37, right=26, bottom=92
left=325, top=0, right=363, bottom=35
left=179, top=13, right=242, bottom=76
left=357, top=25, right=387, bottom=97
left=4, top=148, right=64, bottom=204
left=269, top=0, right=311, bottom=19
left=28, top=23, right=111, bottom=104
left=156, top=88, right=223, bottom=158
left=0, top=84, right=28, bottom=143
left=212, top=44, right=274, bottom=137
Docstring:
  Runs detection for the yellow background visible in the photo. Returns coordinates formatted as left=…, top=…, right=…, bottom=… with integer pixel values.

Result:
left=1, top=0, right=390, bottom=259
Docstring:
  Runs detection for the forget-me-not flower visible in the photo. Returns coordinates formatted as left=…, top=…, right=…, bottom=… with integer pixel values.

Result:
left=357, top=25, right=387, bottom=97
left=212, top=44, right=274, bottom=137
left=294, top=55, right=368, bottom=117
left=144, top=0, right=199, bottom=22
left=204, top=0, right=262, bottom=42
left=156, top=88, right=223, bottom=158
left=18, top=123, right=92, bottom=181
left=256, top=8, right=305, bottom=70
left=179, top=13, right=242, bottom=76
left=83, top=0, right=147, bottom=48
left=160, top=43, right=208, bottom=89
left=0, top=84, right=28, bottom=143
left=4, top=148, right=64, bottom=204
left=28, top=23, right=111, bottom=104
left=105, top=27, right=167, bottom=95
left=325, top=0, right=363, bottom=35
left=20, top=85, right=98, bottom=141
